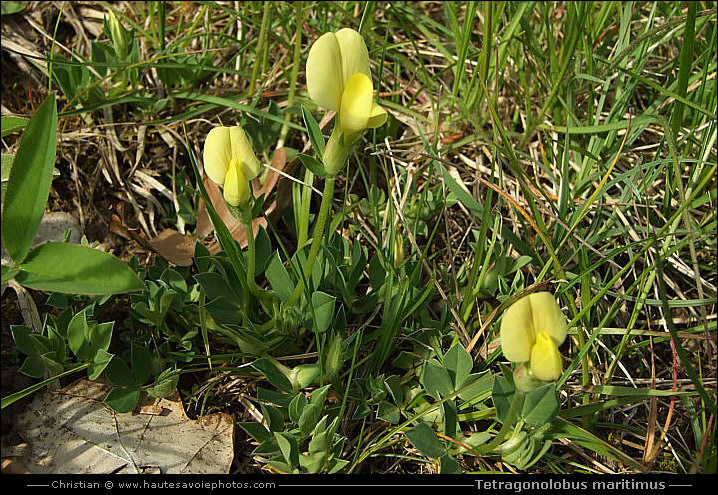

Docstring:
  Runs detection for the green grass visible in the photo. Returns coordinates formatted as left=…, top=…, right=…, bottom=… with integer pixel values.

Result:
left=1, top=1, right=715, bottom=475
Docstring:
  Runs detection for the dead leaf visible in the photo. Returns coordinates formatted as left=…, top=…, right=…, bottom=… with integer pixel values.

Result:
left=108, top=202, right=151, bottom=249
left=13, top=379, right=234, bottom=474
left=262, top=147, right=286, bottom=198
left=195, top=198, right=213, bottom=240
left=2, top=458, right=30, bottom=474
left=147, top=229, right=196, bottom=267
left=139, top=403, right=165, bottom=416
left=6, top=279, right=41, bottom=333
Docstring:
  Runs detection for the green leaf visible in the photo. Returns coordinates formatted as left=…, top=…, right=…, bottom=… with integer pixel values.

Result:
left=147, top=368, right=179, bottom=398
left=105, top=355, right=137, bottom=388
left=1, top=94, right=57, bottom=264
left=310, top=291, right=335, bottom=333
left=457, top=372, right=492, bottom=404
left=1, top=3, right=25, bottom=16
left=253, top=226, right=272, bottom=274
left=67, top=311, right=90, bottom=361
left=298, top=154, right=326, bottom=177
left=308, top=430, right=329, bottom=455
left=422, top=359, right=454, bottom=400
left=0, top=261, right=18, bottom=284
left=384, top=375, right=403, bottom=404
left=1, top=153, right=14, bottom=181
left=14, top=242, right=144, bottom=295
left=238, top=422, right=270, bottom=443
left=265, top=251, right=294, bottom=302
left=129, top=344, right=152, bottom=385
left=67, top=311, right=113, bottom=365
left=88, top=349, right=114, bottom=381
left=309, top=384, right=331, bottom=407
left=104, top=386, right=140, bottom=413
left=298, top=403, right=322, bottom=436
left=439, top=453, right=462, bottom=474
left=301, top=106, right=325, bottom=156
left=274, top=432, right=299, bottom=469
left=193, top=240, right=211, bottom=272
left=405, top=422, right=446, bottom=459
left=19, top=355, right=46, bottom=378
left=442, top=398, right=458, bottom=438
left=443, top=343, right=473, bottom=388
left=11, top=325, right=44, bottom=356
left=194, top=271, right=243, bottom=307
left=288, top=392, right=308, bottom=424
left=1, top=116, right=29, bottom=137
left=492, top=375, right=518, bottom=424
left=91, top=321, right=114, bottom=354
left=252, top=358, right=293, bottom=393
left=521, top=384, right=559, bottom=426
left=376, top=400, right=400, bottom=423
left=261, top=403, right=285, bottom=432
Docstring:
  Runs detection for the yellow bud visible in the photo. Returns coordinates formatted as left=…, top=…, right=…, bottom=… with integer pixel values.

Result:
left=529, top=331, right=563, bottom=382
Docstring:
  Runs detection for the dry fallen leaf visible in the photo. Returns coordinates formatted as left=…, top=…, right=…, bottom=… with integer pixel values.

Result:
left=13, top=379, right=234, bottom=474
left=147, top=229, right=197, bottom=267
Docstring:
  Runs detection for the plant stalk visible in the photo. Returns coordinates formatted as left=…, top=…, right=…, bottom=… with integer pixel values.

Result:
left=287, top=175, right=336, bottom=305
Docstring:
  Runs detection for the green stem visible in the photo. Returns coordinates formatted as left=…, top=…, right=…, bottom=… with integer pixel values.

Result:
left=475, top=389, right=525, bottom=454
left=287, top=175, right=336, bottom=305
left=249, top=2, right=271, bottom=97
left=241, top=215, right=257, bottom=297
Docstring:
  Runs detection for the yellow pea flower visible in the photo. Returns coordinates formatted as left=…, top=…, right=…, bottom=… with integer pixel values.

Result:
left=500, top=292, right=567, bottom=383
left=306, top=28, right=387, bottom=175
left=203, top=125, right=261, bottom=207
left=306, top=28, right=386, bottom=139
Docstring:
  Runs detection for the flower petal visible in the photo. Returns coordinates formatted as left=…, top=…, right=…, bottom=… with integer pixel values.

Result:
left=306, top=32, right=344, bottom=112
left=228, top=126, right=261, bottom=179
left=500, top=294, right=535, bottom=363
left=528, top=292, right=567, bottom=346
left=222, top=158, right=249, bottom=206
left=367, top=102, right=387, bottom=129
left=203, top=127, right=232, bottom=185
left=334, top=28, right=371, bottom=86
left=529, top=331, right=563, bottom=381
left=339, top=73, right=373, bottom=139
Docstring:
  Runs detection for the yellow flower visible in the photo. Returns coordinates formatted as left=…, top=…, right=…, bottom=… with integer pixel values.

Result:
left=306, top=28, right=387, bottom=142
left=500, top=292, right=567, bottom=383
left=203, top=125, right=261, bottom=207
